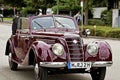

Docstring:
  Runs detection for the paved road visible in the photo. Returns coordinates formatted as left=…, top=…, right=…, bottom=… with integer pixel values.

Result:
left=0, top=23, right=120, bottom=80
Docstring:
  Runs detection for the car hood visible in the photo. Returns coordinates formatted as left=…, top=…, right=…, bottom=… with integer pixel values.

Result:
left=32, top=31, right=80, bottom=39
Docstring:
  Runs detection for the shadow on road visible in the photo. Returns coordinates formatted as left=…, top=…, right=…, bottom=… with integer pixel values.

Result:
left=2, top=66, right=91, bottom=80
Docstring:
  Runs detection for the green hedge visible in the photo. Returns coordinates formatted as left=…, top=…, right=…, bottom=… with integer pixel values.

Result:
left=88, top=19, right=105, bottom=26
left=106, top=29, right=120, bottom=38
left=81, top=26, right=120, bottom=38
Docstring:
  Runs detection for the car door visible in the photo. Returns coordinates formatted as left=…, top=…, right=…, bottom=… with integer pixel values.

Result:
left=13, top=17, right=30, bottom=61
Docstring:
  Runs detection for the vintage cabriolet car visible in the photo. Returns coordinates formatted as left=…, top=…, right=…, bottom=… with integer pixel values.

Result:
left=5, top=15, right=112, bottom=80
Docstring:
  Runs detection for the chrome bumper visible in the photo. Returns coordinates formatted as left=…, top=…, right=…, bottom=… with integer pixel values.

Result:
left=40, top=62, right=66, bottom=68
left=40, top=61, right=113, bottom=68
left=92, top=61, right=113, bottom=67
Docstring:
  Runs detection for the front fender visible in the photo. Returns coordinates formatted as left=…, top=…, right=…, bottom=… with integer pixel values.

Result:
left=5, top=38, right=14, bottom=55
left=30, top=41, right=67, bottom=63
left=84, top=40, right=112, bottom=61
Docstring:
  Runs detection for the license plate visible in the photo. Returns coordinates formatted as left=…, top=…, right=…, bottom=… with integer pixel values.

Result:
left=67, top=62, right=91, bottom=69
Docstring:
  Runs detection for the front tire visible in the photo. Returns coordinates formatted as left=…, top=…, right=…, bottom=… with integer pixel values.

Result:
left=90, top=67, right=106, bottom=80
left=8, top=53, right=18, bottom=71
left=34, top=63, right=48, bottom=80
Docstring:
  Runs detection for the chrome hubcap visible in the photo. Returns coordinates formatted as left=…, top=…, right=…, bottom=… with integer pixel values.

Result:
left=8, top=53, right=12, bottom=62
left=34, top=64, right=39, bottom=75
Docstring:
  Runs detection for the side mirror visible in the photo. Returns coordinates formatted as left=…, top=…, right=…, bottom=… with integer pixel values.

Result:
left=82, top=29, right=91, bottom=37
left=85, top=29, right=91, bottom=35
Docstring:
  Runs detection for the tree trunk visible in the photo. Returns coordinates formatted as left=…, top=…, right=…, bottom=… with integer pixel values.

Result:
left=84, top=0, right=88, bottom=25
left=84, top=9, right=88, bottom=25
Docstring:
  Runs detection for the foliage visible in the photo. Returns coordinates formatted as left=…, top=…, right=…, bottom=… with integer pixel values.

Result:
left=88, top=19, right=105, bottom=26
left=27, top=0, right=56, bottom=14
left=106, top=29, right=120, bottom=38
left=83, top=26, right=120, bottom=38
left=3, top=8, right=15, bottom=17
left=0, top=0, right=3, bottom=3
left=52, top=0, right=81, bottom=16
left=101, top=10, right=112, bottom=26
left=21, top=7, right=37, bottom=17
left=52, top=5, right=80, bottom=16
left=92, top=0, right=108, bottom=7
left=3, top=0, right=26, bottom=7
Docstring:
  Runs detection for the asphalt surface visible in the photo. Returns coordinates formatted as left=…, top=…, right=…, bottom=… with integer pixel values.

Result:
left=0, top=23, right=120, bottom=80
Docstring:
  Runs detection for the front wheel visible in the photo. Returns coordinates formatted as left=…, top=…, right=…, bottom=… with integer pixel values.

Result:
left=8, top=53, right=18, bottom=71
left=34, top=63, right=48, bottom=80
left=90, top=67, right=106, bottom=80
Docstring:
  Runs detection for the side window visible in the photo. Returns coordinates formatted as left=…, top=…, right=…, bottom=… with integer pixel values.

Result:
left=21, top=18, right=29, bottom=29
left=17, top=17, right=28, bottom=30
left=17, top=18, right=21, bottom=29
left=16, top=17, right=29, bottom=33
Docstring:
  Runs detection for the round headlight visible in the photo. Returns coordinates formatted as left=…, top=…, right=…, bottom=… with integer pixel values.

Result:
left=87, top=43, right=98, bottom=56
left=52, top=43, right=64, bottom=56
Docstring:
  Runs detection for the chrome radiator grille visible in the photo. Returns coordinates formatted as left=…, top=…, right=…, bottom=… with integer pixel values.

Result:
left=65, top=37, right=83, bottom=61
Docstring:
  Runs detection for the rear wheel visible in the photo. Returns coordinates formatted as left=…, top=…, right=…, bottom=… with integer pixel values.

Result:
left=8, top=53, right=18, bottom=71
left=90, top=67, right=106, bottom=80
left=34, top=62, right=48, bottom=80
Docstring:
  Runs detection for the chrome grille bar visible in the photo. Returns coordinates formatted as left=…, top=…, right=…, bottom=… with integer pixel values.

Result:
left=66, top=37, right=83, bottom=61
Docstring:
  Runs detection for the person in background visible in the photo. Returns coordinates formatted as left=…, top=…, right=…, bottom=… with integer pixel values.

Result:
left=74, top=11, right=82, bottom=25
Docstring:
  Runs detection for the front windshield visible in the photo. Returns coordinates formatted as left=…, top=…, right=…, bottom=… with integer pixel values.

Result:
left=32, top=16, right=76, bottom=30
left=32, top=17, right=54, bottom=30
left=54, top=17, right=76, bottom=29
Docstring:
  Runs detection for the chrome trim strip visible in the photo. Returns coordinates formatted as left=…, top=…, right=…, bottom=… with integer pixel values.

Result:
left=92, top=61, right=113, bottom=67
left=40, top=62, right=66, bottom=68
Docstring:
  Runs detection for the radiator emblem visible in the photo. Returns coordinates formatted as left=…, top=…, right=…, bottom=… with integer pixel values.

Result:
left=73, top=39, right=78, bottom=44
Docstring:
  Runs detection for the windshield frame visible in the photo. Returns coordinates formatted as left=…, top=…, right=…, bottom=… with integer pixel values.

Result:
left=30, top=15, right=78, bottom=31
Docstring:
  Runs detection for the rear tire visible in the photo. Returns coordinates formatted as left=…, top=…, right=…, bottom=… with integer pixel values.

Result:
left=90, top=67, right=106, bottom=80
left=8, top=53, right=18, bottom=71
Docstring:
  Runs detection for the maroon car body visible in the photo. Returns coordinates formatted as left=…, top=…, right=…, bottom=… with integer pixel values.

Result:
left=5, top=15, right=112, bottom=80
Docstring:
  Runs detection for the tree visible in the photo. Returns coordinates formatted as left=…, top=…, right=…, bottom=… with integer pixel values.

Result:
left=3, top=0, right=26, bottom=8
left=28, top=0, right=56, bottom=14
left=0, top=0, right=4, bottom=3
left=92, top=0, right=108, bottom=7
left=59, top=0, right=80, bottom=16
left=52, top=0, right=80, bottom=15
left=83, top=0, right=93, bottom=25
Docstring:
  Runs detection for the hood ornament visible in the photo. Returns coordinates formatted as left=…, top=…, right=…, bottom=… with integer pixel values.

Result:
left=73, top=39, right=78, bottom=44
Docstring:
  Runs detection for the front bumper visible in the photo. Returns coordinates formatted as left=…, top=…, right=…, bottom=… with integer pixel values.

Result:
left=92, top=61, right=113, bottom=67
left=40, top=62, right=66, bottom=68
left=40, top=61, right=113, bottom=68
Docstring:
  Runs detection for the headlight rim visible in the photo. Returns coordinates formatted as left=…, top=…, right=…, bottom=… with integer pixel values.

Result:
left=87, top=42, right=98, bottom=56
left=52, top=43, right=64, bottom=56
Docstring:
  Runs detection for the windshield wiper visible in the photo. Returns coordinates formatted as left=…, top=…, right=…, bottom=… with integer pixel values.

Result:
left=54, top=18, right=65, bottom=28
left=34, top=21, right=44, bottom=29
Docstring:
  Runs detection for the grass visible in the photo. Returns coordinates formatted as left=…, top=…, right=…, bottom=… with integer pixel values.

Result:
left=3, top=17, right=13, bottom=21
